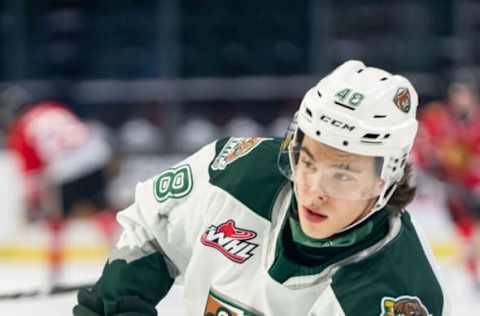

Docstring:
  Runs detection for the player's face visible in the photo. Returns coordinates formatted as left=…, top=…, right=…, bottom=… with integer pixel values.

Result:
left=294, top=135, right=383, bottom=239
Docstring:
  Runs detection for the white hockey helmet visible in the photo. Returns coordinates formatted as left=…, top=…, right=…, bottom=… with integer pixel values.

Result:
left=279, top=60, right=418, bottom=213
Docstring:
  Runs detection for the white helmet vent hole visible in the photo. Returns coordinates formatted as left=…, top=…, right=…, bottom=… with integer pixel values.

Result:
left=306, top=108, right=313, bottom=117
left=363, top=133, right=380, bottom=139
left=316, top=130, right=321, bottom=136
left=317, top=90, right=322, bottom=98
left=334, top=101, right=356, bottom=111
left=383, top=134, right=391, bottom=139
left=380, top=77, right=388, bottom=81
left=357, top=69, right=364, bottom=73
left=374, top=115, right=387, bottom=119
left=342, top=140, right=349, bottom=146
left=383, top=183, right=396, bottom=199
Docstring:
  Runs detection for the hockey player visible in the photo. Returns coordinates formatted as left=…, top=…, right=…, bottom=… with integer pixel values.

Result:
left=2, top=92, right=115, bottom=293
left=74, top=60, right=448, bottom=316
left=3, top=96, right=112, bottom=219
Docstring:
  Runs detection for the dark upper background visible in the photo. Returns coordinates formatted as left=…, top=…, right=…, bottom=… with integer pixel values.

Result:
left=0, top=0, right=473, bottom=153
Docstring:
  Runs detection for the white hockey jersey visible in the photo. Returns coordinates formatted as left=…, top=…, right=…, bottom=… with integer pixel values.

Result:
left=75, top=137, right=448, bottom=316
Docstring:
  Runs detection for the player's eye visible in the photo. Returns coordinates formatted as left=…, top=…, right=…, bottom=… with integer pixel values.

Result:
left=333, top=172, right=353, bottom=182
left=300, top=158, right=316, bottom=171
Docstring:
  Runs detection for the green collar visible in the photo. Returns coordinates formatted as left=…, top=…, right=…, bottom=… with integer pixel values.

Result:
left=268, top=198, right=391, bottom=281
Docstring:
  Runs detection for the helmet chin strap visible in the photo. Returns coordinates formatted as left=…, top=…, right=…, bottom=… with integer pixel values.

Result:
left=340, top=177, right=400, bottom=232
left=339, top=197, right=379, bottom=233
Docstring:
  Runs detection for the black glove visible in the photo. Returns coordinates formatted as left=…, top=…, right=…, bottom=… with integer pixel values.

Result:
left=73, top=304, right=102, bottom=316
left=73, top=286, right=157, bottom=316
left=114, top=295, right=158, bottom=316
left=73, top=287, right=104, bottom=316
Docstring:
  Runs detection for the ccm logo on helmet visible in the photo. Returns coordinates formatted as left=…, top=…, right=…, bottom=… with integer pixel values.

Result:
left=319, top=115, right=356, bottom=132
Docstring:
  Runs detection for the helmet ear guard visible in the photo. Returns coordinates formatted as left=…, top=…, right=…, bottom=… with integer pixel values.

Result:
left=278, top=60, right=419, bottom=215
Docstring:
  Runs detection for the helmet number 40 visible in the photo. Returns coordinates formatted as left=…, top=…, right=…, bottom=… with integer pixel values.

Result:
left=335, top=88, right=364, bottom=107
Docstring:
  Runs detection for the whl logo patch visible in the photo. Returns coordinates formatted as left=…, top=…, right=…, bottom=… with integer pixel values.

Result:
left=200, top=220, right=258, bottom=263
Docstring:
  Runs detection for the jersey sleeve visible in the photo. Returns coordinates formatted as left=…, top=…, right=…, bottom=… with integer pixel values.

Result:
left=74, top=140, right=218, bottom=316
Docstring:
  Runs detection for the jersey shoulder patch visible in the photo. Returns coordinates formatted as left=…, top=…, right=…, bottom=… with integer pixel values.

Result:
left=379, top=295, right=432, bottom=316
left=209, top=137, right=287, bottom=221
left=211, top=137, right=266, bottom=170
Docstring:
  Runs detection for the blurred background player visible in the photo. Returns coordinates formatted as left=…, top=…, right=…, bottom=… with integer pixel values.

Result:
left=2, top=87, right=111, bottom=217
left=0, top=86, right=116, bottom=291
left=413, top=77, right=480, bottom=288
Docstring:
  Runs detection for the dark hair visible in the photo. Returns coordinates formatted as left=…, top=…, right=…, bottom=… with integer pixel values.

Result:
left=386, top=162, right=416, bottom=214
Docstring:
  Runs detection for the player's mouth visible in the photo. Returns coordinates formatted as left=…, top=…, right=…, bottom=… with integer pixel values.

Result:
left=302, top=206, right=328, bottom=223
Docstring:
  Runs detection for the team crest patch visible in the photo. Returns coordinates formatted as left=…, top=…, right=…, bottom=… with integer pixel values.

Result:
left=200, top=220, right=258, bottom=263
left=393, top=87, right=411, bottom=113
left=204, top=288, right=264, bottom=316
left=380, top=296, right=431, bottom=316
left=211, top=137, right=265, bottom=170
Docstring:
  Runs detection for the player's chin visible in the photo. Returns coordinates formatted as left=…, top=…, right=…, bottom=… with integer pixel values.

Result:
left=299, top=215, right=335, bottom=239
left=301, top=225, right=334, bottom=239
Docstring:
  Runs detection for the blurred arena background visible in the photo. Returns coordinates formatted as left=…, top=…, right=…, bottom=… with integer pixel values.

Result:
left=0, top=0, right=479, bottom=314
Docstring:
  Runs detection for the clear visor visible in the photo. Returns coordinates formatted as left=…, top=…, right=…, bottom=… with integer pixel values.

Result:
left=292, top=146, right=384, bottom=200
left=278, top=117, right=384, bottom=200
